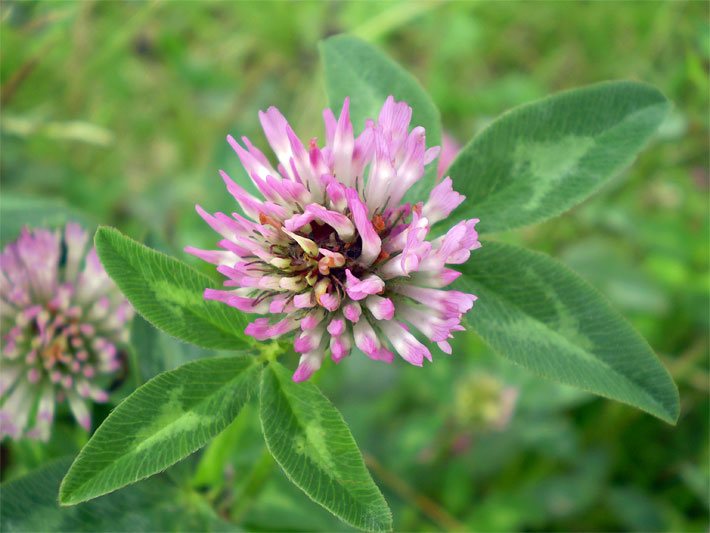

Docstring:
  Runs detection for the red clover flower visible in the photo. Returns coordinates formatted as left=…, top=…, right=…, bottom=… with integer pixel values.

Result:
left=188, top=97, right=480, bottom=381
left=0, top=224, right=133, bottom=440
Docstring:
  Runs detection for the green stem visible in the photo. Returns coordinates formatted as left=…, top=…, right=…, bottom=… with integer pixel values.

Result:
left=257, top=341, right=288, bottom=363
left=128, top=346, right=143, bottom=388
left=227, top=448, right=276, bottom=524
left=364, top=452, right=467, bottom=532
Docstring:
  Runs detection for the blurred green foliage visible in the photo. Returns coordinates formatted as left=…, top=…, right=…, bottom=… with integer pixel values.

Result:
left=1, top=1, right=708, bottom=531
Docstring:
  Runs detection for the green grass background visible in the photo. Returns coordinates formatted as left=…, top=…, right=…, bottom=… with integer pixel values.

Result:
left=1, top=1, right=708, bottom=531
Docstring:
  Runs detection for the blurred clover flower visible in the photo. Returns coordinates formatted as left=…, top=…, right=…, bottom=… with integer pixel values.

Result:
left=188, top=97, right=480, bottom=381
left=437, top=132, right=461, bottom=182
left=0, top=224, right=133, bottom=441
left=454, top=373, right=519, bottom=431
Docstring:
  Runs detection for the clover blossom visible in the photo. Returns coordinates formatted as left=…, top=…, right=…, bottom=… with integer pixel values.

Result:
left=0, top=224, right=133, bottom=440
left=188, top=96, right=480, bottom=381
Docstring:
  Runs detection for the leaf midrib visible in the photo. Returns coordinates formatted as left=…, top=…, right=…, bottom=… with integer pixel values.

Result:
left=469, top=100, right=669, bottom=234
left=62, top=360, right=258, bottom=503
left=264, top=365, right=388, bottom=527
left=98, top=228, right=249, bottom=345
left=461, top=251, right=673, bottom=418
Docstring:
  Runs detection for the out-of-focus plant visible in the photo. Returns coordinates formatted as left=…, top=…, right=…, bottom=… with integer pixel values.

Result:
left=0, top=224, right=133, bottom=441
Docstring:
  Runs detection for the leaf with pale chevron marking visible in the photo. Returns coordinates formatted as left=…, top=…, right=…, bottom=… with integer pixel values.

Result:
left=95, top=226, right=251, bottom=350
left=260, top=361, right=392, bottom=532
left=448, top=81, right=670, bottom=233
left=59, top=356, right=261, bottom=505
left=457, top=241, right=679, bottom=424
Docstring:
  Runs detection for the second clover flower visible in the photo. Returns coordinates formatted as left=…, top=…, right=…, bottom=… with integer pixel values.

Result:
left=187, top=96, right=480, bottom=381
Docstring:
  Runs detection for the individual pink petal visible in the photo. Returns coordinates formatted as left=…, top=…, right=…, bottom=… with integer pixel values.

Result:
left=319, top=292, right=340, bottom=312
left=67, top=392, right=91, bottom=431
left=330, top=334, right=351, bottom=363
left=422, top=177, right=465, bottom=224
left=332, top=98, right=355, bottom=186
left=245, top=317, right=298, bottom=340
left=324, top=176, right=348, bottom=212
left=365, top=295, right=395, bottom=320
left=343, top=302, right=361, bottom=323
left=284, top=204, right=355, bottom=240
left=344, top=270, right=385, bottom=301
left=436, top=133, right=460, bottom=181
left=379, top=320, right=432, bottom=366
left=364, top=129, right=396, bottom=211
left=388, top=126, right=427, bottom=207
left=185, top=247, right=238, bottom=265
left=300, top=310, right=326, bottom=331
left=64, top=223, right=88, bottom=283
left=323, top=107, right=337, bottom=146
left=258, top=107, right=295, bottom=176
left=424, top=219, right=481, bottom=268
left=327, top=317, right=345, bottom=336
left=425, top=146, right=441, bottom=166
left=293, top=292, right=315, bottom=309
left=219, top=170, right=266, bottom=221
left=294, top=325, right=324, bottom=354
left=351, top=121, right=376, bottom=179
left=377, top=96, right=412, bottom=150
left=292, top=349, right=326, bottom=382
left=345, top=188, right=381, bottom=266
left=353, top=319, right=383, bottom=361
left=226, top=135, right=276, bottom=193
left=437, top=341, right=452, bottom=354
left=396, top=302, right=459, bottom=342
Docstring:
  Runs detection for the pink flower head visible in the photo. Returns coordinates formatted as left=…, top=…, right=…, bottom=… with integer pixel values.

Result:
left=0, top=224, right=133, bottom=441
left=190, top=96, right=479, bottom=381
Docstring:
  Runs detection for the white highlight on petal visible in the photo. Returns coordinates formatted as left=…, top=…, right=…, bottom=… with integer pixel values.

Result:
left=379, top=320, right=432, bottom=367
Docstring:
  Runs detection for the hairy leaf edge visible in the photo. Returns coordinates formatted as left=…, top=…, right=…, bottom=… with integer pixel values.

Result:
left=58, top=356, right=262, bottom=506
left=461, top=241, right=680, bottom=424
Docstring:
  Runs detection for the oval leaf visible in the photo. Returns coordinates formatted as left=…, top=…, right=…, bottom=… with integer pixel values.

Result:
left=60, top=356, right=261, bottom=505
left=95, top=226, right=251, bottom=350
left=259, top=361, right=392, bottom=532
left=449, top=81, right=670, bottom=233
left=457, top=241, right=679, bottom=424
left=319, top=34, right=441, bottom=203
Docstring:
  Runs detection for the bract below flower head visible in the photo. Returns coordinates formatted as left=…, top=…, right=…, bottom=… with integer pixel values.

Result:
left=188, top=96, right=480, bottom=382
left=0, top=224, right=133, bottom=441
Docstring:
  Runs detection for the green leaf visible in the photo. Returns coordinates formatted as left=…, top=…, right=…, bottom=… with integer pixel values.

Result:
left=259, top=361, right=392, bottom=532
left=192, top=403, right=256, bottom=489
left=448, top=81, right=670, bottom=233
left=457, top=241, right=679, bottom=423
left=95, top=226, right=251, bottom=350
left=320, top=34, right=441, bottom=203
left=243, top=468, right=357, bottom=532
left=2, top=458, right=230, bottom=532
left=59, top=356, right=261, bottom=505
left=130, top=313, right=212, bottom=382
left=129, top=314, right=159, bottom=384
